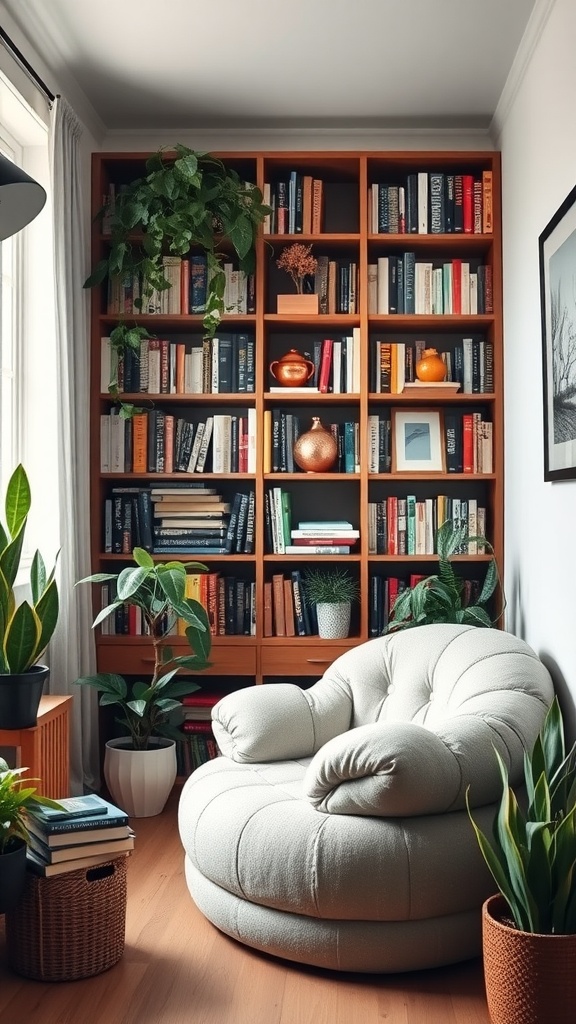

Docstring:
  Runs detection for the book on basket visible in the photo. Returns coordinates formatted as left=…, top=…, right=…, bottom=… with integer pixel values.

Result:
left=25, top=796, right=131, bottom=848
left=25, top=846, right=132, bottom=878
left=27, top=830, right=135, bottom=865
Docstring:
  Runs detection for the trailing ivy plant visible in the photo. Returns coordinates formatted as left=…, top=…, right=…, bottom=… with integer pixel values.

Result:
left=86, top=145, right=269, bottom=344
left=385, top=519, right=503, bottom=632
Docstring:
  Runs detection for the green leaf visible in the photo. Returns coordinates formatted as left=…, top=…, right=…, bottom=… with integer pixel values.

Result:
left=33, top=578, right=59, bottom=660
left=4, top=601, right=41, bottom=673
left=74, top=673, right=127, bottom=698
left=116, top=565, right=151, bottom=601
left=133, top=547, right=155, bottom=570
left=29, top=550, right=47, bottom=604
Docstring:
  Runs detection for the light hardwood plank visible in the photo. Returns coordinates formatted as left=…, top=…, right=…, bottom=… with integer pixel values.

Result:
left=0, top=789, right=490, bottom=1024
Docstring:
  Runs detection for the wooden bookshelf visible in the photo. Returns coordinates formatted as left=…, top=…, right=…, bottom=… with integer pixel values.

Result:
left=90, top=150, right=503, bottom=699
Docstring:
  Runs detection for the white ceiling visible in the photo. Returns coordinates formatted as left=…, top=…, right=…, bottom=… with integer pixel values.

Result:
left=2, top=0, right=538, bottom=132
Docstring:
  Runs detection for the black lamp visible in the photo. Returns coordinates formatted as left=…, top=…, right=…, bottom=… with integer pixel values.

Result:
left=0, top=152, right=46, bottom=240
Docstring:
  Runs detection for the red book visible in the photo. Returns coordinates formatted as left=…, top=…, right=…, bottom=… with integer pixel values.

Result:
left=291, top=537, right=355, bottom=545
left=388, top=577, right=400, bottom=618
left=182, top=720, right=214, bottom=733
left=182, top=691, right=222, bottom=707
left=462, top=414, right=474, bottom=473
left=318, top=339, right=333, bottom=393
left=462, top=175, right=474, bottom=233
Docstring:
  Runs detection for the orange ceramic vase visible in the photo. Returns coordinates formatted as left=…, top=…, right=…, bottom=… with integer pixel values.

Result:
left=415, top=348, right=446, bottom=382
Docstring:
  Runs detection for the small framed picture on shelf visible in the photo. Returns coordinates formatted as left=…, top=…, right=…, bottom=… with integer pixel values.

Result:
left=539, top=181, right=576, bottom=481
left=392, top=409, right=445, bottom=473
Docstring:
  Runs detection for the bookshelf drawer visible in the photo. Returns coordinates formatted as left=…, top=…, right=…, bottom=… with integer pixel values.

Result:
left=97, top=643, right=257, bottom=676
left=260, top=643, right=355, bottom=677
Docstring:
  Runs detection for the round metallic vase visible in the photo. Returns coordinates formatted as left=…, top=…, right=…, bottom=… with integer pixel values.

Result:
left=293, top=417, right=338, bottom=472
left=415, top=347, right=446, bottom=382
left=269, top=349, right=315, bottom=388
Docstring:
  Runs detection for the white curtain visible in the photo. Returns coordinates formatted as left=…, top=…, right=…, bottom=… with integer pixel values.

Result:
left=49, top=96, right=99, bottom=794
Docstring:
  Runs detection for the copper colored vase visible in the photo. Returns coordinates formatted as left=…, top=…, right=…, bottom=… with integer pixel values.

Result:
left=270, top=349, right=315, bottom=388
left=415, top=347, right=446, bottom=382
left=293, top=417, right=337, bottom=472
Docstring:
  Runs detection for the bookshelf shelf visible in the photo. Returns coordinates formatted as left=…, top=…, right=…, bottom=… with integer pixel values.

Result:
left=90, top=146, right=503, bottom=708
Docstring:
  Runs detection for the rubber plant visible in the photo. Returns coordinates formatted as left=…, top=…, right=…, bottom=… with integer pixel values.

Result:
left=85, top=145, right=269, bottom=412
left=386, top=518, right=501, bottom=632
left=75, top=547, right=212, bottom=750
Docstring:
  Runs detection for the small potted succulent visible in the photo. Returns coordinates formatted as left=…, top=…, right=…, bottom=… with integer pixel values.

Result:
left=276, top=243, right=319, bottom=314
left=75, top=547, right=212, bottom=817
left=0, top=758, right=61, bottom=912
left=302, top=567, right=360, bottom=639
left=0, top=464, right=59, bottom=729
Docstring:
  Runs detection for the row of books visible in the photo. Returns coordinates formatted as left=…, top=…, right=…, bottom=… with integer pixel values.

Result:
left=266, top=413, right=360, bottom=475
left=264, top=571, right=319, bottom=637
left=100, top=409, right=257, bottom=475
left=263, top=176, right=324, bottom=234
left=101, top=334, right=256, bottom=396
left=106, top=255, right=256, bottom=316
left=269, top=330, right=361, bottom=396
left=103, top=485, right=255, bottom=556
left=367, top=413, right=493, bottom=475
left=368, top=499, right=487, bottom=556
left=367, top=256, right=493, bottom=316
left=176, top=722, right=220, bottom=777
left=369, top=338, right=494, bottom=394
left=368, top=170, right=493, bottom=235
left=369, top=574, right=483, bottom=636
left=100, top=572, right=256, bottom=636
left=24, top=794, right=133, bottom=878
left=312, top=256, right=358, bottom=314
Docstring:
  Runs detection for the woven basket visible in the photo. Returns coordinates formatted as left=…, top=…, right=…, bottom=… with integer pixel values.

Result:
left=483, top=894, right=576, bottom=1024
left=6, top=856, right=128, bottom=982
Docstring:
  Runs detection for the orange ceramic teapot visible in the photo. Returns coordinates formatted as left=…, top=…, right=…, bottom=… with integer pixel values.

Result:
left=270, top=349, right=315, bottom=387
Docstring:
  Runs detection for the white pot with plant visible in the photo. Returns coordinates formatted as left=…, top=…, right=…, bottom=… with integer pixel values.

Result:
left=75, top=548, right=211, bottom=817
left=302, top=567, right=360, bottom=640
left=467, top=697, right=576, bottom=1024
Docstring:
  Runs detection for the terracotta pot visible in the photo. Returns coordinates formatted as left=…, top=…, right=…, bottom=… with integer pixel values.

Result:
left=293, top=417, right=337, bottom=472
left=270, top=349, right=315, bottom=387
left=482, top=894, right=576, bottom=1024
left=415, top=347, right=446, bottom=382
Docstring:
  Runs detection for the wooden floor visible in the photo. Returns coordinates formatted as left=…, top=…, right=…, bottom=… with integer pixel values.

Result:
left=0, top=790, right=491, bottom=1024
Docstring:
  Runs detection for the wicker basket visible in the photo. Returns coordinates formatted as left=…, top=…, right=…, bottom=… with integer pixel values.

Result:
left=6, top=856, right=129, bottom=982
left=483, top=894, right=576, bottom=1024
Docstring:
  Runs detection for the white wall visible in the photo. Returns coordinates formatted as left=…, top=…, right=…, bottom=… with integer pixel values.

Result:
left=495, top=0, right=576, bottom=721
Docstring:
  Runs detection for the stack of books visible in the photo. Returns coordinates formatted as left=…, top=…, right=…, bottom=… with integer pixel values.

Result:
left=25, top=795, right=134, bottom=877
left=287, top=520, right=360, bottom=555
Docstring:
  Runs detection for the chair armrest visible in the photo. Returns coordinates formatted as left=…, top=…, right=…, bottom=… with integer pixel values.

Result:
left=304, top=721, right=462, bottom=816
left=212, top=682, right=349, bottom=763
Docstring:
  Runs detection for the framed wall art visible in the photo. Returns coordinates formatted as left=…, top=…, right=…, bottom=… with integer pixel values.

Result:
left=392, top=409, right=445, bottom=473
left=539, top=181, right=576, bottom=481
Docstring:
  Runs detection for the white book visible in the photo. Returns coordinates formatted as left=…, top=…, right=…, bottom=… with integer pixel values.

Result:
left=211, top=338, right=219, bottom=393
left=469, top=273, right=478, bottom=314
left=370, top=185, right=378, bottom=233
left=284, top=545, right=351, bottom=555
left=212, top=415, right=231, bottom=473
left=195, top=416, right=214, bottom=473
left=418, top=172, right=428, bottom=233
left=468, top=498, right=478, bottom=555
left=148, top=346, right=161, bottom=394
left=169, top=343, right=177, bottom=394
left=139, top=339, right=149, bottom=393
left=100, top=337, right=111, bottom=393
left=332, top=340, right=342, bottom=394
left=377, top=257, right=389, bottom=314
left=247, top=408, right=257, bottom=474
left=189, top=347, right=204, bottom=394
left=273, top=487, right=285, bottom=554
left=109, top=413, right=125, bottom=473
left=425, top=498, right=434, bottom=554
left=344, top=335, right=354, bottom=393
left=461, top=263, right=471, bottom=314
left=367, top=415, right=379, bottom=474
left=291, top=529, right=359, bottom=539
left=352, top=327, right=361, bottom=393
left=186, top=422, right=205, bottom=473
left=462, top=337, right=473, bottom=393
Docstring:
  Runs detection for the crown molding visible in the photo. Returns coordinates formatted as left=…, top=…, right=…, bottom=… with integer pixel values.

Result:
left=491, top=0, right=557, bottom=142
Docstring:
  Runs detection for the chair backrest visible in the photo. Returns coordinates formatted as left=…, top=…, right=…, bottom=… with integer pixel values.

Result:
left=320, top=624, right=554, bottom=777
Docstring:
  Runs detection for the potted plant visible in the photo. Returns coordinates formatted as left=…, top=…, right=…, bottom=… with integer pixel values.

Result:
left=276, top=243, right=319, bottom=314
left=385, top=519, right=502, bottom=632
left=0, top=464, right=59, bottom=729
left=302, top=567, right=360, bottom=639
left=75, top=547, right=212, bottom=817
left=0, top=757, right=61, bottom=912
left=467, top=696, right=576, bottom=1023
left=85, top=144, right=270, bottom=392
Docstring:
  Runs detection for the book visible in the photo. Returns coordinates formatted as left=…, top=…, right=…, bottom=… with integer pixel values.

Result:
left=26, top=796, right=129, bottom=841
left=28, top=830, right=135, bottom=864
left=25, top=848, right=131, bottom=878
left=30, top=793, right=110, bottom=822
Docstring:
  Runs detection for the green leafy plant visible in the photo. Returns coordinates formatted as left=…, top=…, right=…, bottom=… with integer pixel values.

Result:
left=0, top=757, right=62, bottom=852
left=75, top=547, right=212, bottom=751
left=85, top=144, right=269, bottom=345
left=386, top=519, right=502, bottom=632
left=0, top=464, right=59, bottom=673
left=302, top=567, right=361, bottom=605
left=467, top=697, right=576, bottom=934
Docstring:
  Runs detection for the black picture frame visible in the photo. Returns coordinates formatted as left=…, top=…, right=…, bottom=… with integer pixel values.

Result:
left=539, top=182, right=576, bottom=481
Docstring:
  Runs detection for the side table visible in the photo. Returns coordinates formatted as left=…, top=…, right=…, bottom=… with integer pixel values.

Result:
left=0, top=694, right=73, bottom=798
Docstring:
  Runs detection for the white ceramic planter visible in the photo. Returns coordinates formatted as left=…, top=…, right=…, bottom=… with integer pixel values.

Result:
left=316, top=602, right=351, bottom=640
left=104, top=737, right=177, bottom=818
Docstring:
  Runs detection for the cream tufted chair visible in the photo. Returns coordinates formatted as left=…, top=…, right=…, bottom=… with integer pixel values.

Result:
left=178, top=625, right=554, bottom=973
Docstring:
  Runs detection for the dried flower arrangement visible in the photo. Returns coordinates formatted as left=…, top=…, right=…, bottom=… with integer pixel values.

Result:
left=276, top=243, right=318, bottom=294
